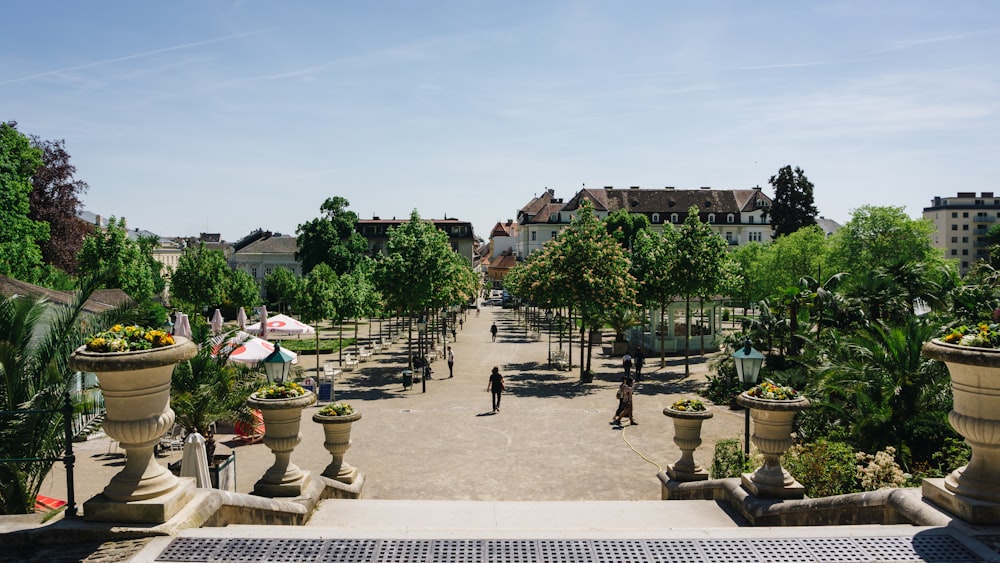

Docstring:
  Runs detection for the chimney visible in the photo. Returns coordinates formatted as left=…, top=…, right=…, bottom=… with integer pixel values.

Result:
left=700, top=186, right=711, bottom=190
left=629, top=186, right=639, bottom=190
left=604, top=186, right=614, bottom=190
left=547, top=188, right=555, bottom=196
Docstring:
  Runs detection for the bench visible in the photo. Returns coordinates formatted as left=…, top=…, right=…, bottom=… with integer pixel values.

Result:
left=358, top=346, right=373, bottom=362
left=372, top=340, right=383, bottom=354
left=343, top=353, right=359, bottom=371
left=552, top=350, right=570, bottom=371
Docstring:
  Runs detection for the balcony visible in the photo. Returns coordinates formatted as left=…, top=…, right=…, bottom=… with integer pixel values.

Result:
left=973, top=215, right=996, bottom=223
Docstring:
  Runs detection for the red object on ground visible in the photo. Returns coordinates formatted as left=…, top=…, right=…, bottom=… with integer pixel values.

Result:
left=35, top=494, right=66, bottom=512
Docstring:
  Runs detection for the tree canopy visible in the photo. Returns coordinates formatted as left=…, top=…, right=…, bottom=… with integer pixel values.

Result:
left=77, top=217, right=157, bottom=299
left=28, top=135, right=88, bottom=274
left=768, top=165, right=818, bottom=238
left=0, top=122, right=48, bottom=282
left=296, top=196, right=368, bottom=276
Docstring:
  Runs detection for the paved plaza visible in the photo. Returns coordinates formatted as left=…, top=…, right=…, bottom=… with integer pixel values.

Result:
left=41, top=303, right=742, bottom=505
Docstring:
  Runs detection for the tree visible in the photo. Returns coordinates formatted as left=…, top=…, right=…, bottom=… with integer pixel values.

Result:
left=632, top=227, right=680, bottom=367
left=170, top=242, right=231, bottom=313
left=673, top=206, right=729, bottom=375
left=77, top=217, right=156, bottom=299
left=537, top=200, right=636, bottom=378
left=227, top=269, right=262, bottom=311
left=0, top=271, right=120, bottom=514
left=768, top=165, right=818, bottom=238
left=264, top=266, right=300, bottom=313
left=28, top=135, right=89, bottom=274
left=0, top=122, right=48, bottom=282
left=373, top=210, right=455, bottom=368
left=295, top=196, right=368, bottom=276
left=604, top=208, right=650, bottom=251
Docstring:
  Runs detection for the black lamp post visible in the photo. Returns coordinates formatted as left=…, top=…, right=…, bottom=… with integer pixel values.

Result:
left=545, top=309, right=553, bottom=365
left=417, top=317, right=428, bottom=393
left=557, top=312, right=563, bottom=351
left=732, top=337, right=765, bottom=456
left=263, top=341, right=296, bottom=385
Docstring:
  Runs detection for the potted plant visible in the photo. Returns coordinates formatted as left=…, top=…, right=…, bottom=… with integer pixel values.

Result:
left=736, top=381, right=810, bottom=499
left=167, top=336, right=262, bottom=490
left=313, top=402, right=362, bottom=483
left=605, top=307, right=641, bottom=356
left=246, top=349, right=317, bottom=497
left=662, top=398, right=713, bottom=481
left=922, top=323, right=1000, bottom=522
left=68, top=324, right=197, bottom=515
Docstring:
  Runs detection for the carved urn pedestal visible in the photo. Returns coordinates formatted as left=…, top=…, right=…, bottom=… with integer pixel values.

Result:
left=246, top=391, right=317, bottom=497
left=736, top=392, right=810, bottom=499
left=662, top=406, right=713, bottom=482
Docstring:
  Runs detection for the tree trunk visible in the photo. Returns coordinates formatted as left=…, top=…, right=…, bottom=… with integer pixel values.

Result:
left=684, top=296, right=691, bottom=377
left=659, top=298, right=666, bottom=368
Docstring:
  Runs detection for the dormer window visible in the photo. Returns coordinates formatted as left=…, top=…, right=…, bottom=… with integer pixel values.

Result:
left=670, top=213, right=679, bottom=223
left=651, top=213, right=660, bottom=224
left=727, top=213, right=735, bottom=223
left=708, top=213, right=716, bottom=224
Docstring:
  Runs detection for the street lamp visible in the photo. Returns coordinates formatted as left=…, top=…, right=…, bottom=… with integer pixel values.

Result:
left=545, top=309, right=553, bottom=365
left=262, top=341, right=296, bottom=384
left=557, top=312, right=563, bottom=351
left=732, top=337, right=765, bottom=456
left=417, top=316, right=428, bottom=393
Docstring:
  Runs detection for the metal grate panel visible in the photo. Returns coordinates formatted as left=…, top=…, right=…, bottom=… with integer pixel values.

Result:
left=156, top=535, right=988, bottom=563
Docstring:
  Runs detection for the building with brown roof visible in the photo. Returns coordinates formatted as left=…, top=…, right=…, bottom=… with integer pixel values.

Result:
left=0, top=275, right=131, bottom=314
left=356, top=217, right=476, bottom=264
left=517, top=186, right=774, bottom=257
left=230, top=232, right=300, bottom=291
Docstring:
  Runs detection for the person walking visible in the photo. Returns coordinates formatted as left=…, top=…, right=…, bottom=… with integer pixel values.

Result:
left=634, top=348, right=644, bottom=382
left=611, top=376, right=636, bottom=426
left=490, top=322, right=498, bottom=342
left=487, top=366, right=504, bottom=412
left=447, top=346, right=455, bottom=378
left=622, top=352, right=633, bottom=378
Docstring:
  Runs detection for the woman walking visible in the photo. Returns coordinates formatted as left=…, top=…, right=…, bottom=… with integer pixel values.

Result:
left=487, top=366, right=505, bottom=413
left=612, top=376, right=636, bottom=426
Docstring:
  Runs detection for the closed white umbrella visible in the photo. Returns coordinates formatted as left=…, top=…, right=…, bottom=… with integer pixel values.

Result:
left=210, top=309, right=224, bottom=335
left=180, top=432, right=211, bottom=488
left=236, top=307, right=248, bottom=330
left=174, top=313, right=192, bottom=340
left=259, top=306, right=268, bottom=341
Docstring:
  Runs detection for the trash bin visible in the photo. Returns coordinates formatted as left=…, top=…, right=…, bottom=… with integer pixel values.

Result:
left=402, top=369, right=413, bottom=390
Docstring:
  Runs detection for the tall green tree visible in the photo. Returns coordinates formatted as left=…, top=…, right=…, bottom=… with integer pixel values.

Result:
left=673, top=206, right=729, bottom=376
left=768, top=165, right=819, bottom=238
left=539, top=200, right=636, bottom=378
left=632, top=227, right=680, bottom=367
left=0, top=122, right=48, bottom=282
left=264, top=266, right=300, bottom=313
left=373, top=210, right=455, bottom=368
left=77, top=217, right=156, bottom=299
left=604, top=208, right=650, bottom=251
left=296, top=196, right=368, bottom=275
left=227, top=269, right=262, bottom=311
left=170, top=242, right=231, bottom=313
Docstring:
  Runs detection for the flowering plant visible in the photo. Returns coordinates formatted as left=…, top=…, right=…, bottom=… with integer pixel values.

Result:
left=746, top=381, right=799, bottom=400
left=669, top=398, right=706, bottom=412
left=318, top=402, right=355, bottom=416
left=255, top=381, right=306, bottom=399
left=84, top=324, right=175, bottom=352
left=942, top=322, right=1000, bottom=348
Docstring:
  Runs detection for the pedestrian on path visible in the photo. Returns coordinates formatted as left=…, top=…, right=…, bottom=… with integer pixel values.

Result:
left=611, top=376, right=636, bottom=426
left=447, top=346, right=455, bottom=378
left=487, top=366, right=504, bottom=412
left=490, top=322, right=498, bottom=342
left=622, top=352, right=633, bottom=378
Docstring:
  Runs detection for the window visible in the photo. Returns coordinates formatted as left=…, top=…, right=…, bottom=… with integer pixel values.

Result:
left=951, top=236, right=958, bottom=243
left=670, top=213, right=679, bottom=223
left=963, top=261, right=969, bottom=269
left=963, top=224, right=970, bottom=231
left=963, top=249, right=969, bottom=255
left=952, top=225, right=958, bottom=230
left=550, top=230, right=557, bottom=239
left=951, top=249, right=958, bottom=256
left=952, top=212, right=958, bottom=218
left=651, top=213, right=660, bottom=223
left=707, top=213, right=716, bottom=223
left=251, top=267, right=258, bottom=278
left=727, top=214, right=735, bottom=223
left=963, top=212, right=970, bottom=217
left=963, top=237, right=969, bottom=243
left=531, top=231, right=536, bottom=241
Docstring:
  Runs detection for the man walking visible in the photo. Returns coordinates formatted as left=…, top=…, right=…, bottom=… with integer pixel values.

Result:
left=447, top=346, right=455, bottom=378
left=490, top=322, right=498, bottom=342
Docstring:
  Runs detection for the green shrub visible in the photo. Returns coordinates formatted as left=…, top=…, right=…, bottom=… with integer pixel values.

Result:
left=711, top=439, right=752, bottom=478
left=783, top=439, right=858, bottom=497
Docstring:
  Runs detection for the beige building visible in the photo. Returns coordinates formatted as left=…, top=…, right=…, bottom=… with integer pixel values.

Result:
left=923, top=191, right=1000, bottom=275
left=516, top=186, right=774, bottom=258
left=230, top=231, right=300, bottom=290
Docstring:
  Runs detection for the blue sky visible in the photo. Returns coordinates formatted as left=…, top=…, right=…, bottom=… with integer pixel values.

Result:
left=3, top=1, right=998, bottom=241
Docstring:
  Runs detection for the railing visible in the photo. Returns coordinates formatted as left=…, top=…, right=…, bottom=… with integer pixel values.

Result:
left=0, top=392, right=77, bottom=518
left=71, top=388, right=105, bottom=437
left=973, top=215, right=996, bottom=223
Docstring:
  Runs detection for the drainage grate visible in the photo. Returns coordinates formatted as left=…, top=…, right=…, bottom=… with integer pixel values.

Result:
left=156, top=535, right=985, bottom=562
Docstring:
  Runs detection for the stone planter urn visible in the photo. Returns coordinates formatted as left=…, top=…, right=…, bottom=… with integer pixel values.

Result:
left=246, top=390, right=317, bottom=497
left=922, top=339, right=1000, bottom=523
left=736, top=392, right=810, bottom=499
left=662, top=405, right=713, bottom=481
left=68, top=336, right=197, bottom=522
left=313, top=410, right=362, bottom=483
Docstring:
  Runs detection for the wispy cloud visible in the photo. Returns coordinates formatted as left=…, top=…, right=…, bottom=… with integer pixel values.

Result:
left=870, top=27, right=999, bottom=54
left=0, top=29, right=271, bottom=86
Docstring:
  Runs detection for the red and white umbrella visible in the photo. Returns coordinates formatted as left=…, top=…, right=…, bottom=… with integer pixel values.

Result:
left=244, top=313, right=315, bottom=338
left=212, top=331, right=298, bottom=365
